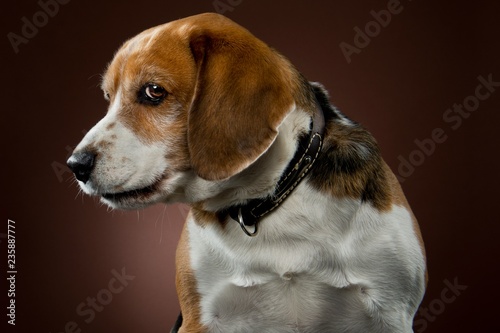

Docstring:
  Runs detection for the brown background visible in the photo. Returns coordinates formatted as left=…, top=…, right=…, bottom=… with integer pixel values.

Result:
left=2, top=0, right=499, bottom=332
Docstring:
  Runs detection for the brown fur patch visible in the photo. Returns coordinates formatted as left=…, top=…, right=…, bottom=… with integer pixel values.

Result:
left=163, top=114, right=191, bottom=173
left=176, top=219, right=206, bottom=332
left=191, top=203, right=228, bottom=229
left=309, top=119, right=392, bottom=211
left=101, top=17, right=198, bottom=146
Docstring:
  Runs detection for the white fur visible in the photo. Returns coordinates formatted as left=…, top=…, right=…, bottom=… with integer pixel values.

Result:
left=187, top=188, right=425, bottom=332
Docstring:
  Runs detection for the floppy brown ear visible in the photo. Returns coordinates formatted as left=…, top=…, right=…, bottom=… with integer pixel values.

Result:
left=187, top=14, right=297, bottom=181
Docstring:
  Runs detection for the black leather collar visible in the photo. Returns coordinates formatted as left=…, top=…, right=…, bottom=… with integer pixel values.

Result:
left=227, top=100, right=326, bottom=236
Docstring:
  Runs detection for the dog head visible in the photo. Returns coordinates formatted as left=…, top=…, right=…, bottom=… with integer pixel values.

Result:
left=67, top=13, right=304, bottom=209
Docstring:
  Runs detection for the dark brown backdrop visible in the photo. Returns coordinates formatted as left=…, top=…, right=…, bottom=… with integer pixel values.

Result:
left=2, top=0, right=499, bottom=332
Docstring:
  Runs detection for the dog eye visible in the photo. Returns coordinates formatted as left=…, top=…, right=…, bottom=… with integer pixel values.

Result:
left=139, top=83, right=167, bottom=105
left=145, top=84, right=166, bottom=99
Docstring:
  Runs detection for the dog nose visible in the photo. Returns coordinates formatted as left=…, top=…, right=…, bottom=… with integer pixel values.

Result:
left=67, top=151, right=96, bottom=183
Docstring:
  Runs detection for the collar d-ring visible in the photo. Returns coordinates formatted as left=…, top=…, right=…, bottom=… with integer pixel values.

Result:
left=238, top=208, right=258, bottom=237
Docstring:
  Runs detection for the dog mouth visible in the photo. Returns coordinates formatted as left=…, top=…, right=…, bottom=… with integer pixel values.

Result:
left=102, top=184, right=156, bottom=201
left=101, top=179, right=162, bottom=206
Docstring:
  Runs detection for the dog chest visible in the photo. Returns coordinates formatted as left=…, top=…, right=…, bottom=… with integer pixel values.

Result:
left=184, top=198, right=425, bottom=332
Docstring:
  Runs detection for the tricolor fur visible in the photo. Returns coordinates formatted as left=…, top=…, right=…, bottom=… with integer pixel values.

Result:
left=68, top=13, right=426, bottom=333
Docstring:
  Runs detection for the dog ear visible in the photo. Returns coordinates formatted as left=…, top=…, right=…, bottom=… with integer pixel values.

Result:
left=187, top=15, right=296, bottom=181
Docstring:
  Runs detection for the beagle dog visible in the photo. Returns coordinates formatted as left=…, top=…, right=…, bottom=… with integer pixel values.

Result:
left=67, top=13, right=426, bottom=333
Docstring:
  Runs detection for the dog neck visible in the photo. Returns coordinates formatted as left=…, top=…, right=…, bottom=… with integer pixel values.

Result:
left=179, top=95, right=325, bottom=236
left=181, top=98, right=325, bottom=224
left=225, top=101, right=325, bottom=236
